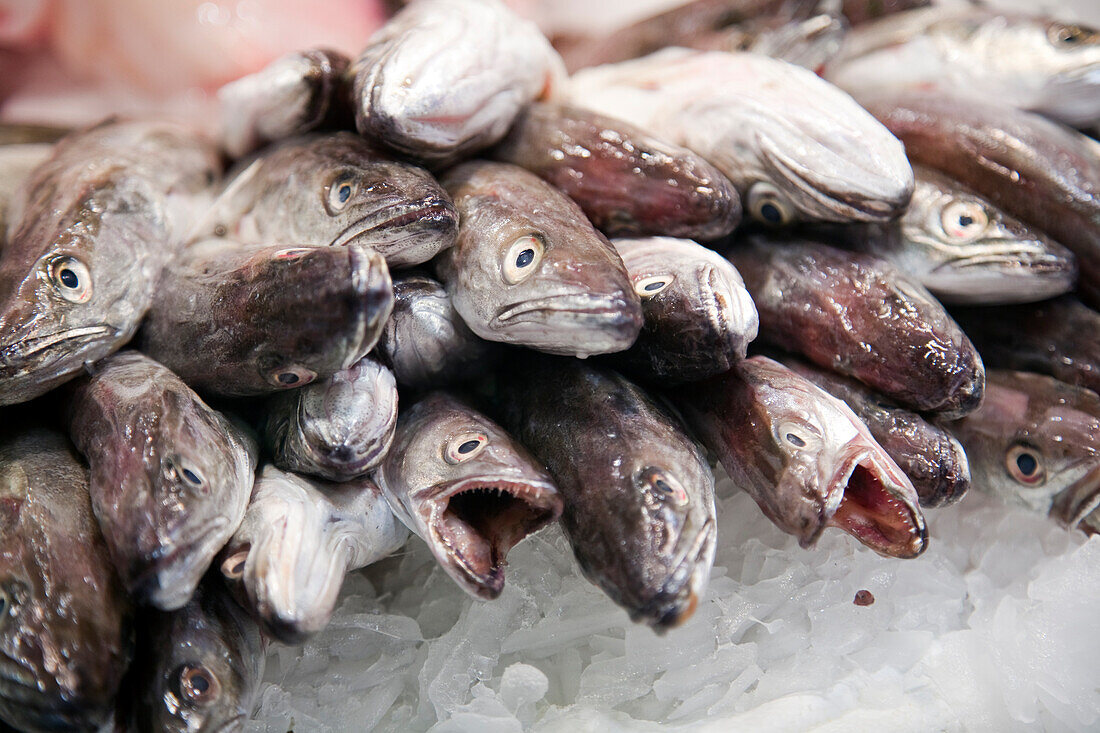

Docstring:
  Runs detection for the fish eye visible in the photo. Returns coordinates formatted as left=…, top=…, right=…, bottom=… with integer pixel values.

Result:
left=747, top=182, right=797, bottom=226
left=940, top=200, right=989, bottom=241
left=324, top=174, right=358, bottom=215
left=267, top=365, right=317, bottom=388
left=1048, top=22, right=1097, bottom=47
left=444, top=432, right=488, bottom=464
left=47, top=256, right=93, bottom=303
left=1006, top=444, right=1045, bottom=486
left=175, top=664, right=220, bottom=706
left=167, top=456, right=206, bottom=493
left=776, top=421, right=816, bottom=450
left=220, top=547, right=250, bottom=580
left=637, top=467, right=689, bottom=506
left=633, top=274, right=675, bottom=298
left=502, top=235, right=545, bottom=284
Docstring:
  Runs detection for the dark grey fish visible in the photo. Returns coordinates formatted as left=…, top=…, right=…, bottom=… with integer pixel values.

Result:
left=0, top=428, right=132, bottom=733
left=0, top=120, right=220, bottom=406
left=375, top=392, right=563, bottom=600
left=67, top=351, right=258, bottom=610
left=263, top=353, right=398, bottom=481
left=436, top=161, right=642, bottom=357
left=140, top=240, right=393, bottom=397
left=490, top=359, right=717, bottom=631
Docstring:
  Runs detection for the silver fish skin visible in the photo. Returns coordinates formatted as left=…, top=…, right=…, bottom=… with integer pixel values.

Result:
left=825, top=6, right=1100, bottom=127
left=0, top=120, right=219, bottom=407
left=190, top=132, right=458, bottom=268
left=610, top=236, right=758, bottom=382
left=0, top=428, right=132, bottom=733
left=0, top=143, right=53, bottom=249
left=949, top=371, right=1100, bottom=532
left=375, top=391, right=563, bottom=600
left=563, top=48, right=914, bottom=225
left=140, top=240, right=393, bottom=397
left=127, top=582, right=265, bottom=733
left=218, top=48, right=351, bottom=158
left=67, top=351, right=258, bottom=611
left=263, top=353, right=398, bottom=481
left=674, top=356, right=927, bottom=558
left=377, top=272, right=499, bottom=389
left=436, top=161, right=642, bottom=357
left=218, top=466, right=409, bottom=643
left=350, top=0, right=565, bottom=166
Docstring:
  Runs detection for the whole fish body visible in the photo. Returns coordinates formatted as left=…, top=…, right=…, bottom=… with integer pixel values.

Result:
left=563, top=48, right=914, bottom=226
left=862, top=91, right=1100, bottom=309
left=436, top=161, right=642, bottom=358
left=350, top=0, right=565, bottom=166
left=610, top=236, right=758, bottom=382
left=219, top=466, right=409, bottom=643
left=728, top=236, right=985, bottom=418
left=673, top=356, right=927, bottom=558
left=0, top=428, right=133, bottom=733
left=0, top=120, right=220, bottom=406
left=140, top=240, right=393, bottom=397
left=489, top=359, right=717, bottom=631
left=375, top=391, right=563, bottom=600
left=66, top=351, right=258, bottom=611
left=190, top=132, right=458, bottom=268
left=491, top=102, right=741, bottom=241
left=263, top=353, right=398, bottom=481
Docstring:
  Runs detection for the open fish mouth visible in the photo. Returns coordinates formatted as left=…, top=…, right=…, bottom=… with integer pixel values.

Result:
left=491, top=294, right=636, bottom=329
left=330, top=198, right=456, bottom=247
left=825, top=453, right=927, bottom=559
left=933, top=250, right=1076, bottom=274
left=633, top=517, right=716, bottom=632
left=428, top=476, right=562, bottom=599
left=1052, top=464, right=1100, bottom=531
left=0, top=325, right=113, bottom=371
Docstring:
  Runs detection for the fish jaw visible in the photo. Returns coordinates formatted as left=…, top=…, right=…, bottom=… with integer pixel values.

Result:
left=127, top=518, right=232, bottom=610
left=1051, top=464, right=1100, bottom=531
left=422, top=475, right=563, bottom=600
left=489, top=292, right=643, bottom=357
left=631, top=516, right=717, bottom=632
left=329, top=196, right=458, bottom=267
left=0, top=322, right=119, bottom=405
left=696, top=261, right=759, bottom=359
left=922, top=240, right=1078, bottom=305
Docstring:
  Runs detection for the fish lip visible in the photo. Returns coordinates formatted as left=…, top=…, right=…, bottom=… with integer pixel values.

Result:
left=929, top=249, right=1076, bottom=274
left=330, top=198, right=455, bottom=247
left=635, top=517, right=716, bottom=631
left=696, top=265, right=727, bottom=336
left=1055, top=464, right=1100, bottom=529
left=0, top=325, right=114, bottom=368
left=128, top=519, right=229, bottom=606
left=490, top=293, right=635, bottom=328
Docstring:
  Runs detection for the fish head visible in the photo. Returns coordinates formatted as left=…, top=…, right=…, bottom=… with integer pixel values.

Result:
left=383, top=392, right=563, bottom=599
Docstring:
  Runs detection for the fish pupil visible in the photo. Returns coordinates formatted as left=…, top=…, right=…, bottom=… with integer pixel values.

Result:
left=338, top=184, right=352, bottom=203
left=785, top=432, right=806, bottom=447
left=516, top=249, right=534, bottom=268
left=1016, top=452, right=1038, bottom=476
left=644, top=281, right=665, bottom=292
left=458, top=439, right=480, bottom=454
left=181, top=468, right=202, bottom=485
left=278, top=372, right=300, bottom=385
left=190, top=675, right=209, bottom=694
left=958, top=215, right=974, bottom=228
left=59, top=269, right=79, bottom=288
left=654, top=479, right=672, bottom=493
left=760, top=203, right=782, bottom=224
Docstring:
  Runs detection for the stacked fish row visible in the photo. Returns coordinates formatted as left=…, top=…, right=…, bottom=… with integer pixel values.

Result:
left=0, top=0, right=1098, bottom=731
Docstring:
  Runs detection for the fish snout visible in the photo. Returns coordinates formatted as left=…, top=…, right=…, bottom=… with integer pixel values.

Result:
left=634, top=517, right=716, bottom=632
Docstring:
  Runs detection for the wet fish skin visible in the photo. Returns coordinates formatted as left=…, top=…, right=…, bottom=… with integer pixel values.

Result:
left=375, top=391, right=563, bottom=600
left=949, top=370, right=1100, bottom=531
left=841, top=0, right=929, bottom=26
left=490, top=359, right=717, bottom=631
left=729, top=236, right=985, bottom=418
left=263, top=353, right=398, bottom=481
left=782, top=355, right=970, bottom=507
left=436, top=161, right=642, bottom=357
left=218, top=48, right=351, bottom=158
left=564, top=49, right=914, bottom=225
left=610, top=236, right=758, bottom=382
left=126, top=582, right=264, bottom=733
left=218, top=466, right=409, bottom=643
left=0, top=120, right=220, bottom=406
left=491, top=102, right=741, bottom=240
left=0, top=428, right=132, bottom=733
left=673, top=356, right=927, bottom=558
left=688, top=9, right=847, bottom=71
left=192, top=132, right=458, bottom=268
left=350, top=0, right=564, bottom=166
left=67, top=351, right=258, bottom=611
left=141, top=240, right=393, bottom=397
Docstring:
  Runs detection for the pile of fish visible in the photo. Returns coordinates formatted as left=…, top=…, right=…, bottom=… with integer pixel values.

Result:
left=1, top=0, right=1098, bottom=730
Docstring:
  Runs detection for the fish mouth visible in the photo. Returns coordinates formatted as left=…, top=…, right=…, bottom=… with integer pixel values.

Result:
left=489, top=294, right=642, bottom=355
left=1052, top=464, right=1100, bottom=531
left=128, top=520, right=229, bottom=610
left=0, top=325, right=114, bottom=373
left=927, top=249, right=1077, bottom=304
left=427, top=476, right=563, bottom=600
left=824, top=453, right=928, bottom=559
left=632, top=517, right=717, bottom=633
left=330, top=198, right=457, bottom=248
left=696, top=265, right=757, bottom=352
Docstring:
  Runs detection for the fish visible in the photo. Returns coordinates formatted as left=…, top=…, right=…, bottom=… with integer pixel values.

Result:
left=609, top=236, right=758, bottom=382
left=435, top=161, right=642, bottom=357
left=349, top=0, right=565, bottom=166
left=949, top=371, right=1100, bottom=532
left=816, top=165, right=1077, bottom=305
left=951, top=297, right=1100, bottom=395
left=374, top=391, right=563, bottom=600
left=190, top=132, right=458, bottom=268
left=0, top=427, right=133, bottom=733
left=376, top=272, right=500, bottom=389
left=218, top=48, right=351, bottom=158
left=674, top=356, right=927, bottom=558
left=782, top=355, right=970, bottom=507
left=218, top=466, right=409, bottom=643
left=125, top=582, right=265, bottom=733
left=490, top=102, right=741, bottom=240
left=263, top=353, right=398, bottom=481
left=861, top=91, right=1100, bottom=309
left=826, top=6, right=1100, bottom=127
left=489, top=359, right=717, bottom=631
left=140, top=240, right=393, bottom=397
left=66, top=351, right=258, bottom=610
left=563, top=48, right=914, bottom=225
left=0, top=143, right=53, bottom=248
left=841, top=0, right=929, bottom=26
left=687, top=8, right=847, bottom=72
left=0, top=119, right=220, bottom=406
left=728, top=236, right=985, bottom=418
